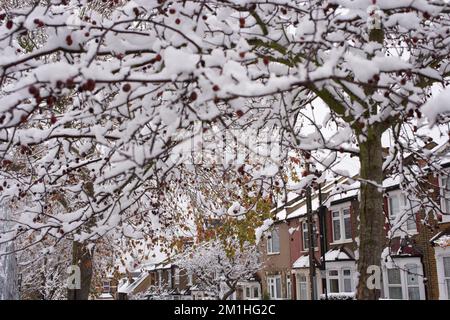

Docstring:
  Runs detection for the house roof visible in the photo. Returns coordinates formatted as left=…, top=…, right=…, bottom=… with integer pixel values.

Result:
left=430, top=227, right=450, bottom=248
left=117, top=272, right=149, bottom=294
left=386, top=237, right=423, bottom=257
left=292, top=255, right=310, bottom=269
left=292, top=247, right=355, bottom=269
left=323, top=247, right=355, bottom=262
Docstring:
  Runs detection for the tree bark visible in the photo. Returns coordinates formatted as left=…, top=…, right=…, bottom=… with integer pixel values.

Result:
left=356, top=125, right=385, bottom=300
left=67, top=241, right=93, bottom=300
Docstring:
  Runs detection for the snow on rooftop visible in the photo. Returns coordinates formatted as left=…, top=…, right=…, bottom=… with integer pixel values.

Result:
left=434, top=235, right=450, bottom=248
left=97, top=293, right=114, bottom=300
left=323, top=249, right=354, bottom=262
left=292, top=255, right=310, bottom=269
left=117, top=272, right=148, bottom=294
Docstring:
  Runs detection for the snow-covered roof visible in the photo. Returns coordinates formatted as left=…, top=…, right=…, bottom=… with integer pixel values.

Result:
left=292, top=255, right=310, bottom=269
left=323, top=248, right=354, bottom=262
left=97, top=293, right=114, bottom=300
left=430, top=228, right=450, bottom=248
left=117, top=272, right=149, bottom=294
left=383, top=176, right=401, bottom=189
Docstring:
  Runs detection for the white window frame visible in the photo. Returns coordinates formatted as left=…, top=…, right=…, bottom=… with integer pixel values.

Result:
left=434, top=246, right=450, bottom=299
left=267, top=275, right=282, bottom=300
left=242, top=282, right=261, bottom=300
left=439, top=176, right=450, bottom=223
left=174, top=268, right=180, bottom=286
left=286, top=275, right=291, bottom=299
left=330, top=204, right=352, bottom=244
left=387, top=190, right=417, bottom=235
left=187, top=272, right=193, bottom=286
left=267, top=228, right=280, bottom=255
left=325, top=261, right=356, bottom=294
left=382, top=257, right=425, bottom=300
left=296, top=273, right=308, bottom=300
left=102, top=280, right=111, bottom=293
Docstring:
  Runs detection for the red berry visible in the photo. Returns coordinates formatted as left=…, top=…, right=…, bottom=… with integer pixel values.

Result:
left=212, top=85, right=220, bottom=92
left=239, top=17, right=245, bottom=27
left=46, top=96, right=55, bottom=107
left=50, top=114, right=57, bottom=124
left=175, top=18, right=181, bottom=24
left=169, top=8, right=176, bottom=14
left=6, top=20, right=13, bottom=29
left=155, top=54, right=162, bottom=61
left=236, top=110, right=244, bottom=117
left=66, top=78, right=75, bottom=89
left=65, top=35, right=73, bottom=46
left=122, top=83, right=131, bottom=92
left=263, top=56, right=270, bottom=65
left=189, top=91, right=197, bottom=101
left=239, top=52, right=245, bottom=58
left=28, top=85, right=38, bottom=96
left=85, top=79, right=96, bottom=91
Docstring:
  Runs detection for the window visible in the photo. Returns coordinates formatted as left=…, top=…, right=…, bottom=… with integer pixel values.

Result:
left=297, top=274, right=308, bottom=300
left=167, top=269, right=172, bottom=287
left=158, top=270, right=163, bottom=285
left=332, top=207, right=351, bottom=242
left=326, top=267, right=354, bottom=293
left=444, top=257, right=450, bottom=299
left=302, top=221, right=317, bottom=250
left=243, top=284, right=261, bottom=300
left=440, top=177, right=450, bottom=222
left=342, top=269, right=352, bottom=292
left=187, top=272, right=193, bottom=286
left=384, top=262, right=424, bottom=300
left=253, top=286, right=260, bottom=299
left=286, top=275, right=291, bottom=299
left=102, top=280, right=111, bottom=293
left=267, top=276, right=282, bottom=299
left=388, top=192, right=416, bottom=232
left=387, top=268, right=403, bottom=299
left=405, top=264, right=420, bottom=300
left=267, top=228, right=280, bottom=254
left=328, top=270, right=340, bottom=293
left=174, top=268, right=180, bottom=286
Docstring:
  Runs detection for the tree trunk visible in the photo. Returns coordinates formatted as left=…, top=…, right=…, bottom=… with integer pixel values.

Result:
left=221, top=283, right=236, bottom=300
left=356, top=125, right=385, bottom=300
left=67, top=241, right=93, bottom=300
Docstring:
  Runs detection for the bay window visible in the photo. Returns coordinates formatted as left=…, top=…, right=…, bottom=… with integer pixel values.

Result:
left=387, top=268, right=403, bottom=299
left=326, top=267, right=354, bottom=293
left=383, top=258, right=425, bottom=300
left=328, top=270, right=340, bottom=293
